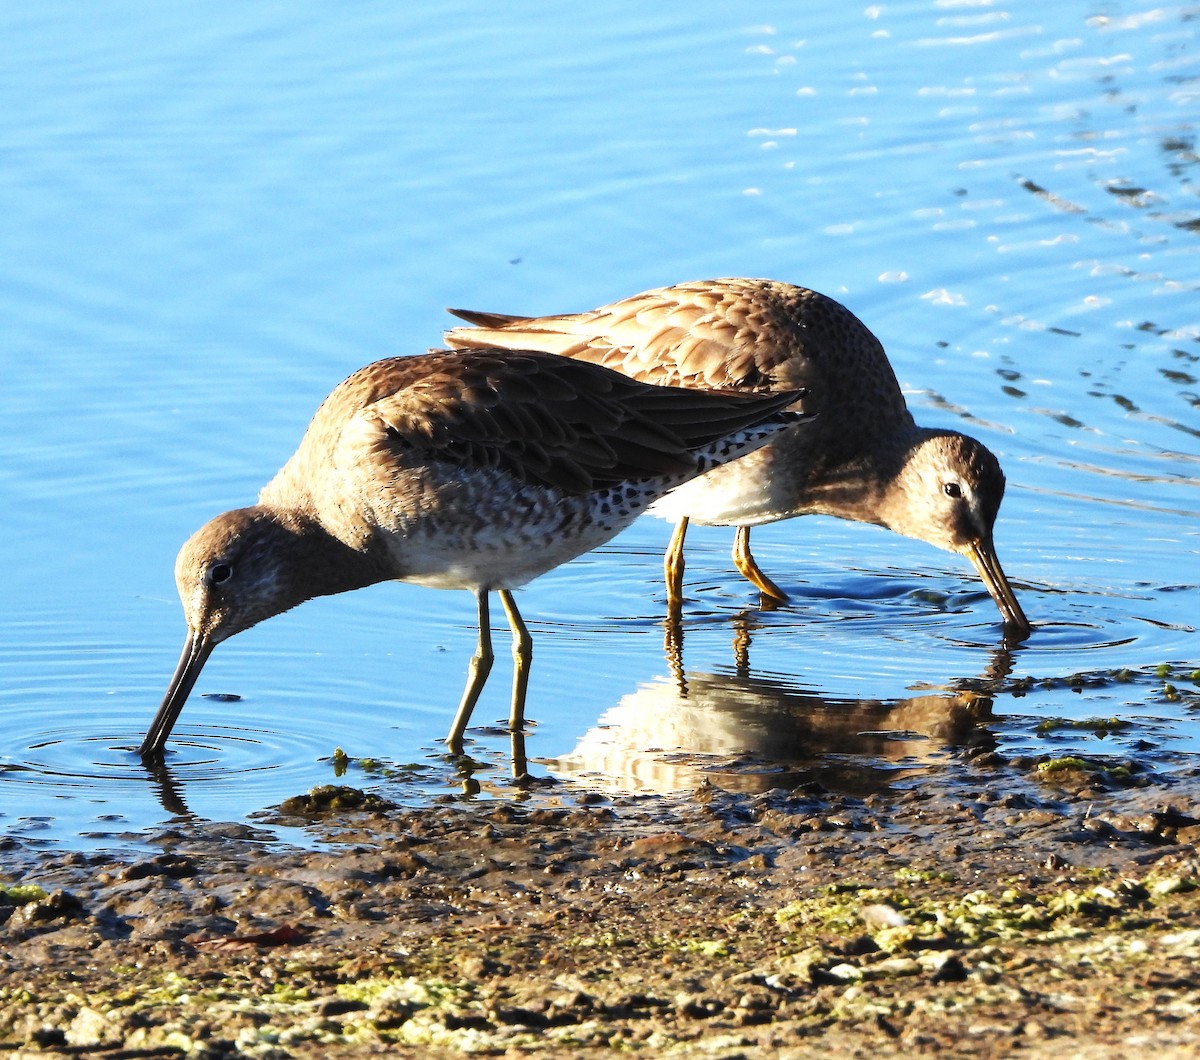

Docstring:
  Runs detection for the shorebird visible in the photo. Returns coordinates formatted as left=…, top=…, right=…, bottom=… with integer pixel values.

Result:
left=140, top=348, right=806, bottom=761
left=445, top=278, right=1030, bottom=637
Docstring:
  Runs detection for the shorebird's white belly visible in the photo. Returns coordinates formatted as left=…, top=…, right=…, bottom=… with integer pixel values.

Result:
left=649, top=444, right=796, bottom=528
left=376, top=474, right=665, bottom=591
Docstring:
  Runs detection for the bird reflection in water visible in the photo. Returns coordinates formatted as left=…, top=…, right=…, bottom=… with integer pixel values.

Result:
left=549, top=617, right=1015, bottom=796
left=137, top=615, right=1016, bottom=812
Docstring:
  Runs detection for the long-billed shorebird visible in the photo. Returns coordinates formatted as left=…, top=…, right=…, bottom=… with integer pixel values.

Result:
left=445, top=278, right=1030, bottom=638
left=140, top=348, right=806, bottom=760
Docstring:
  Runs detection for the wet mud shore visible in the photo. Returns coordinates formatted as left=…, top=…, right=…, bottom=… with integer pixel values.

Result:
left=4, top=750, right=1200, bottom=1058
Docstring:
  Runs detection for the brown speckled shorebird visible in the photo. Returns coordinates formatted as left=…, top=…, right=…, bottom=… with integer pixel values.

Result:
left=140, top=348, right=806, bottom=760
left=445, top=277, right=1030, bottom=637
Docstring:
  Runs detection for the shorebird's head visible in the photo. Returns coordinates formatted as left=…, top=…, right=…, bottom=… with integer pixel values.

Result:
left=140, top=507, right=322, bottom=760
left=173, top=507, right=309, bottom=645
left=884, top=432, right=1030, bottom=638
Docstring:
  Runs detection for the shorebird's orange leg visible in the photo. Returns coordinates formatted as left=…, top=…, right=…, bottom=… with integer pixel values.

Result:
left=732, top=525, right=789, bottom=605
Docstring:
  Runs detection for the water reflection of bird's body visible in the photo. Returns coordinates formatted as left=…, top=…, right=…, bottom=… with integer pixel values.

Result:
left=550, top=651, right=1010, bottom=796
left=445, top=278, right=1029, bottom=637
left=139, top=349, right=805, bottom=764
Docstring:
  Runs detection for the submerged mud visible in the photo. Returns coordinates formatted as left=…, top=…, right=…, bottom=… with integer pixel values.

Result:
left=4, top=750, right=1200, bottom=1058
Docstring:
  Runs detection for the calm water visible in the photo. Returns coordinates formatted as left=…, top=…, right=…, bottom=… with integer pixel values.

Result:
left=1, top=1, right=1197, bottom=849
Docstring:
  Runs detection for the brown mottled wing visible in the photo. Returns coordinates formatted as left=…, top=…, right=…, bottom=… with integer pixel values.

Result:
left=446, top=278, right=912, bottom=430
left=446, top=279, right=816, bottom=393
left=350, top=349, right=800, bottom=496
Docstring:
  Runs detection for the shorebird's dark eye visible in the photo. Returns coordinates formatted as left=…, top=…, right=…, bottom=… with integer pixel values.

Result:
left=207, top=562, right=234, bottom=586
left=943, top=482, right=963, bottom=499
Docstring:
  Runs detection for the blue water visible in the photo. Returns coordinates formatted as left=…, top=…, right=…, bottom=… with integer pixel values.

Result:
left=1, top=1, right=1197, bottom=849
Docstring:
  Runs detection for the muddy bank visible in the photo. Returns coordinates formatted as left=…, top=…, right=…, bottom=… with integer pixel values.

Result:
left=4, top=751, right=1200, bottom=1058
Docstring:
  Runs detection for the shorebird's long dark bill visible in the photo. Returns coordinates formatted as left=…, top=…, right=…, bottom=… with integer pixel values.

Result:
left=140, top=630, right=215, bottom=759
left=966, top=538, right=1031, bottom=640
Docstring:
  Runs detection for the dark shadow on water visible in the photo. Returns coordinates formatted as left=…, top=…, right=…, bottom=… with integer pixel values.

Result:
left=135, top=723, right=538, bottom=821
left=143, top=760, right=193, bottom=820
left=444, top=726, right=535, bottom=796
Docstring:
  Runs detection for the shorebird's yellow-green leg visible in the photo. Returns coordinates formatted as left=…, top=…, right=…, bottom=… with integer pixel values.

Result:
left=447, top=589, right=495, bottom=754
left=733, top=525, right=789, bottom=605
left=664, top=516, right=690, bottom=611
left=498, top=588, right=532, bottom=738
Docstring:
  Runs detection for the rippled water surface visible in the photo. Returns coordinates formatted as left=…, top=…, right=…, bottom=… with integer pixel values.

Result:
left=2, top=1, right=1197, bottom=849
